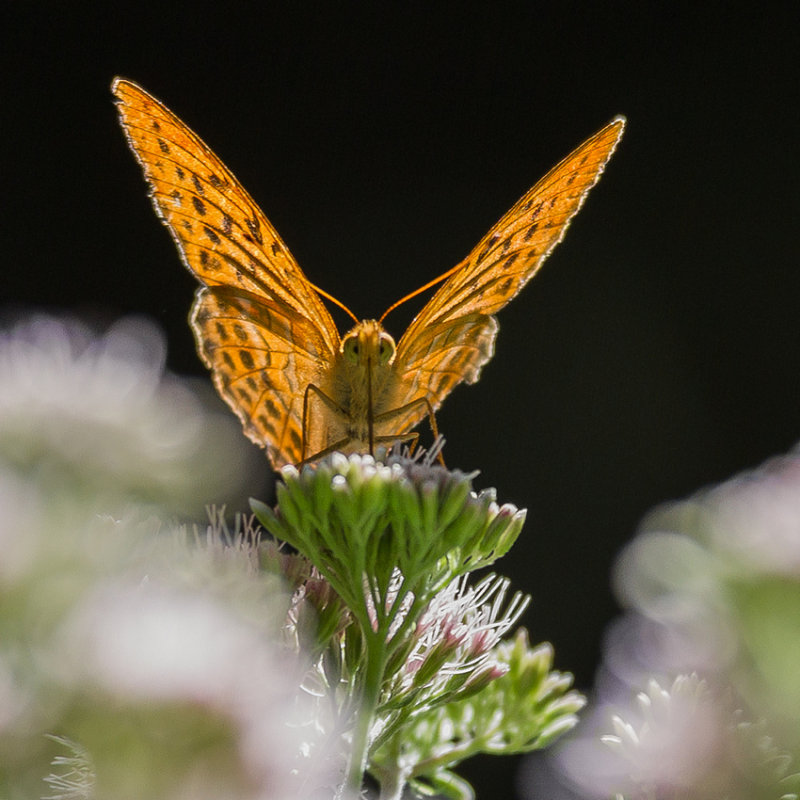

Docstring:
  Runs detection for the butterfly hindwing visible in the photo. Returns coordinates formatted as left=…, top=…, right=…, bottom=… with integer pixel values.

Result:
left=385, top=314, right=498, bottom=434
left=191, top=286, right=336, bottom=467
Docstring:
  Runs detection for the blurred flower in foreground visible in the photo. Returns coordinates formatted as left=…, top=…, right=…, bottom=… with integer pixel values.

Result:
left=0, top=313, right=263, bottom=515
left=537, top=446, right=800, bottom=800
left=0, top=314, right=329, bottom=799
left=1, top=504, right=329, bottom=800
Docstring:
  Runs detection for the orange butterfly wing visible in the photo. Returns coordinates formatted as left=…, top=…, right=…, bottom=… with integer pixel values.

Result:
left=112, top=78, right=340, bottom=467
left=388, top=117, right=626, bottom=433
left=191, top=287, right=335, bottom=467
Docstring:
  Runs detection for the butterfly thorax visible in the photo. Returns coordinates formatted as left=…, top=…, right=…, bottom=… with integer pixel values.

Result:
left=333, top=319, right=397, bottom=446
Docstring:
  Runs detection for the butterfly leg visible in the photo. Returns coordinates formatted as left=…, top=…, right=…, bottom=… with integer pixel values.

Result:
left=373, top=396, right=445, bottom=466
left=296, top=435, right=354, bottom=466
left=371, top=431, right=420, bottom=457
left=302, top=383, right=350, bottom=462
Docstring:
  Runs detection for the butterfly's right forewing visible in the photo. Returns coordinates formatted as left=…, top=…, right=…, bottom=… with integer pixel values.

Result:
left=391, top=118, right=625, bottom=424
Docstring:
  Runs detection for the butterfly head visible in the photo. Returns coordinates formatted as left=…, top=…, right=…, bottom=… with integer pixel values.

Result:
left=341, top=320, right=396, bottom=369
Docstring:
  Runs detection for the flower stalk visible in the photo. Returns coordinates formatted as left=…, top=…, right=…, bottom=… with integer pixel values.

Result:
left=254, top=451, right=583, bottom=797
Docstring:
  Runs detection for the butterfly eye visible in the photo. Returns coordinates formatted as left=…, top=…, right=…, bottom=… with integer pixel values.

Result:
left=378, top=335, right=395, bottom=365
left=343, top=336, right=360, bottom=363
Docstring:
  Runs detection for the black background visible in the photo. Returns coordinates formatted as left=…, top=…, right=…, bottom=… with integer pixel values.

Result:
left=3, top=4, right=799, bottom=797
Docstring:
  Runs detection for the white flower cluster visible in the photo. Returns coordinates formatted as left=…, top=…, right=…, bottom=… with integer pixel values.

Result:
left=534, top=448, right=800, bottom=800
left=0, top=314, right=337, bottom=800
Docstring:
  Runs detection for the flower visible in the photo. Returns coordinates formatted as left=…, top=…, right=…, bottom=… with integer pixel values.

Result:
left=390, top=574, right=529, bottom=700
left=255, top=452, right=580, bottom=797
left=540, top=444, right=800, bottom=800
left=0, top=314, right=261, bottom=515
left=253, top=451, right=526, bottom=633
left=0, top=314, right=336, bottom=799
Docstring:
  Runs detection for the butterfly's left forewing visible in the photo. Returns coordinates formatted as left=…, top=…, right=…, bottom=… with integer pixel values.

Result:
left=112, top=80, right=337, bottom=334
left=390, top=117, right=626, bottom=429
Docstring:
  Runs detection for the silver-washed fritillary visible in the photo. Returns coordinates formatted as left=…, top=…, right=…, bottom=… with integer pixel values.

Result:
left=112, top=78, right=624, bottom=469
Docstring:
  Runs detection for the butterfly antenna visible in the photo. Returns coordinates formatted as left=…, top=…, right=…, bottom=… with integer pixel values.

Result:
left=378, top=260, right=463, bottom=323
left=309, top=281, right=360, bottom=325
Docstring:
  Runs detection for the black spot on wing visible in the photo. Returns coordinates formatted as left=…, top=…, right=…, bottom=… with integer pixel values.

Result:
left=265, top=398, right=279, bottom=418
left=523, top=222, right=539, bottom=242
left=258, top=414, right=278, bottom=439
left=239, top=349, right=255, bottom=370
left=477, top=233, right=500, bottom=263
left=496, top=276, right=514, bottom=296
left=245, top=216, right=263, bottom=245
left=289, top=428, right=302, bottom=452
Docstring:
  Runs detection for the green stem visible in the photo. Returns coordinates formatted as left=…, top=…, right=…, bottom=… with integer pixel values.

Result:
left=343, top=633, right=387, bottom=797
left=377, top=768, right=406, bottom=800
left=370, top=732, right=408, bottom=800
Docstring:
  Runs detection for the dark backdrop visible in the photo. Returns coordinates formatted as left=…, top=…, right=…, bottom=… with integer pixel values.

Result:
left=4, top=4, right=799, bottom=797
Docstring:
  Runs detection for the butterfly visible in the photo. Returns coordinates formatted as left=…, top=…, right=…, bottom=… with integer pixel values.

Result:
left=112, top=78, right=624, bottom=469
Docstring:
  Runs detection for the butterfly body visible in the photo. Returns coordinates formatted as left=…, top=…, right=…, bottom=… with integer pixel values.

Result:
left=113, top=78, right=624, bottom=469
left=306, top=319, right=405, bottom=459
